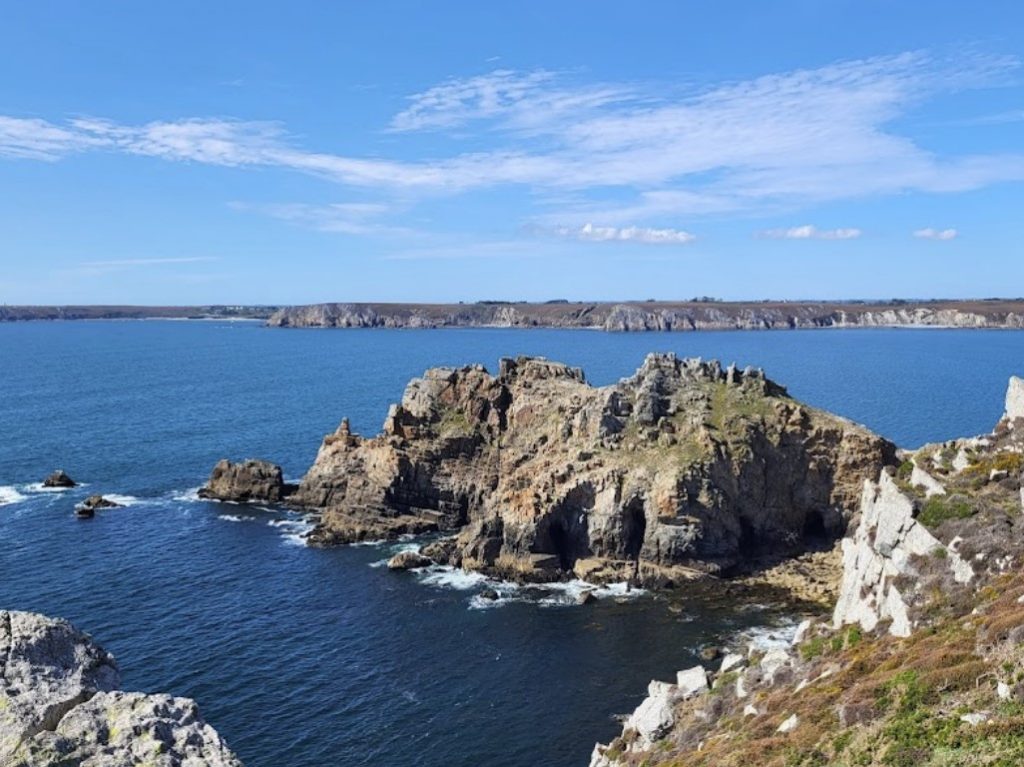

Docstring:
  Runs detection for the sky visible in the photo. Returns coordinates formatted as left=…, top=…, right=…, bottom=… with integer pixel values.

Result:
left=1, top=1, right=1023, bottom=305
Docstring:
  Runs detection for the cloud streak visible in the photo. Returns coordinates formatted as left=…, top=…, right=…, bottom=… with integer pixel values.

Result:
left=758, top=225, right=862, bottom=240
left=554, top=223, right=696, bottom=244
left=913, top=227, right=958, bottom=240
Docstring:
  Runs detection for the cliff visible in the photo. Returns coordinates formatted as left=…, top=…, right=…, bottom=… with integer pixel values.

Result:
left=265, top=300, right=1024, bottom=332
left=588, top=377, right=1024, bottom=767
left=283, top=354, right=896, bottom=586
left=0, top=611, right=241, bottom=767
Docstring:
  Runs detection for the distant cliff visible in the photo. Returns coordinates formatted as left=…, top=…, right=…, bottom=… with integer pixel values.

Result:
left=266, top=300, right=1024, bottom=331
left=0, top=305, right=278, bottom=321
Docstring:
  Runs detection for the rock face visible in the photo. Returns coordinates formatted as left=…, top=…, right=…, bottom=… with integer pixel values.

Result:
left=265, top=300, right=1024, bottom=332
left=0, top=610, right=240, bottom=766
left=293, top=354, right=896, bottom=584
left=42, top=470, right=75, bottom=488
left=1005, top=376, right=1024, bottom=426
left=833, top=472, right=974, bottom=638
left=198, top=459, right=294, bottom=503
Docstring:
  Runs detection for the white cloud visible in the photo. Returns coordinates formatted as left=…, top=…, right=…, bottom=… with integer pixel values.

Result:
left=913, top=227, right=958, bottom=240
left=759, top=225, right=862, bottom=240
left=555, top=223, right=696, bottom=244
left=1, top=49, right=1021, bottom=232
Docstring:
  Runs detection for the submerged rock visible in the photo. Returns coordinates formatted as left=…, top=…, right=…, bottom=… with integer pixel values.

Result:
left=0, top=610, right=240, bottom=766
left=289, top=354, right=896, bottom=586
left=198, top=459, right=295, bottom=503
left=42, top=470, right=75, bottom=488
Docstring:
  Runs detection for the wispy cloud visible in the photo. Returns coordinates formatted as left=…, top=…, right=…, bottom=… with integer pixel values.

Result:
left=81, top=256, right=217, bottom=267
left=553, top=223, right=696, bottom=244
left=758, top=225, right=862, bottom=240
left=1, top=49, right=1021, bottom=233
left=913, top=227, right=958, bottom=240
left=229, top=201, right=402, bottom=235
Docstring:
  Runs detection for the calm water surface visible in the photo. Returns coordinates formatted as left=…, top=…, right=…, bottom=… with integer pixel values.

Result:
left=1, top=322, right=1022, bottom=766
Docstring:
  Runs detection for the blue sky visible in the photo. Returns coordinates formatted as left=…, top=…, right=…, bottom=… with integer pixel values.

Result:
left=2, top=1, right=1023, bottom=304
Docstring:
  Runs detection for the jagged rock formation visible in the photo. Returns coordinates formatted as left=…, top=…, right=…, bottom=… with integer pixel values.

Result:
left=1005, top=375, right=1024, bottom=425
left=290, top=354, right=896, bottom=585
left=42, top=470, right=75, bottom=488
left=0, top=610, right=241, bottom=767
left=588, top=376, right=1024, bottom=767
left=265, top=300, right=1024, bottom=332
left=198, top=459, right=295, bottom=503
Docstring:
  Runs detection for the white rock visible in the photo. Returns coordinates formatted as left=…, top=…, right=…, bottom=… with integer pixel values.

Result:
left=1005, top=376, right=1024, bottom=425
left=960, top=712, right=990, bottom=726
left=719, top=653, right=746, bottom=674
left=998, top=681, right=1012, bottom=701
left=791, top=619, right=812, bottom=646
left=833, top=473, right=973, bottom=638
left=910, top=465, right=946, bottom=497
left=625, top=680, right=678, bottom=746
left=676, top=665, right=709, bottom=698
left=795, top=679, right=809, bottom=693
left=743, top=704, right=759, bottom=717
left=952, top=449, right=971, bottom=472
left=760, top=646, right=792, bottom=683
left=735, top=674, right=748, bottom=699
left=990, top=469, right=1009, bottom=482
left=777, top=714, right=799, bottom=733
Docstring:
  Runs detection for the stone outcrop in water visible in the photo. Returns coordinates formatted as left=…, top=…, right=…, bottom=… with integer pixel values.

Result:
left=265, top=300, right=1024, bottom=332
left=290, top=354, right=896, bottom=585
left=42, top=470, right=75, bottom=488
left=0, top=610, right=241, bottom=767
left=198, top=459, right=295, bottom=503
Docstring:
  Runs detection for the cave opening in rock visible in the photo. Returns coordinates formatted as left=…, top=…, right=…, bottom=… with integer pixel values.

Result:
left=622, top=499, right=647, bottom=560
left=803, top=509, right=827, bottom=540
left=549, top=522, right=574, bottom=571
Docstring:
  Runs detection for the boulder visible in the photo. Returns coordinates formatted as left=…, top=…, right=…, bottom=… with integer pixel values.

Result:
left=0, top=610, right=240, bottom=767
left=42, top=470, right=75, bottom=488
left=75, top=495, right=121, bottom=515
left=386, top=551, right=433, bottom=570
left=199, top=459, right=294, bottom=503
left=1005, top=376, right=1024, bottom=426
left=676, top=665, right=709, bottom=697
left=576, top=590, right=598, bottom=605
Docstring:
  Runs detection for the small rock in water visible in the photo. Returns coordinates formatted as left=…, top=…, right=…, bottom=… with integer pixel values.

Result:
left=386, top=551, right=433, bottom=570
left=576, top=590, right=598, bottom=606
left=43, top=470, right=76, bottom=488
left=478, top=588, right=500, bottom=601
left=700, top=646, right=722, bottom=662
left=75, top=495, right=121, bottom=517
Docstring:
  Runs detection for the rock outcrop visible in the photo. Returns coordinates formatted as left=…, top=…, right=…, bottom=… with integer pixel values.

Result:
left=198, top=459, right=295, bottom=503
left=1004, top=375, right=1024, bottom=426
left=290, top=354, right=896, bottom=585
left=42, top=470, right=75, bottom=488
left=832, top=472, right=973, bottom=637
left=0, top=610, right=240, bottom=766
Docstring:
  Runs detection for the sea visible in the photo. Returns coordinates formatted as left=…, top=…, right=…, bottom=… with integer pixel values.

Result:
left=2, top=321, right=1022, bottom=767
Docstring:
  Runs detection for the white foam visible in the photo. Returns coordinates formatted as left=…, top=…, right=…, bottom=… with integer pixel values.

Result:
left=0, top=486, right=27, bottom=506
left=737, top=617, right=803, bottom=652
left=536, top=579, right=646, bottom=607
left=417, top=566, right=490, bottom=591
left=24, top=482, right=79, bottom=494
left=275, top=518, right=314, bottom=547
left=350, top=539, right=389, bottom=547
left=170, top=486, right=203, bottom=502
left=218, top=514, right=245, bottom=523
left=103, top=494, right=141, bottom=507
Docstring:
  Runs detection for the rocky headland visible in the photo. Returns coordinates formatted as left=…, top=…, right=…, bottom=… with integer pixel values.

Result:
left=0, top=610, right=241, bottom=767
left=205, top=353, right=896, bottom=588
left=588, top=376, right=1024, bottom=767
left=265, top=299, right=1024, bottom=332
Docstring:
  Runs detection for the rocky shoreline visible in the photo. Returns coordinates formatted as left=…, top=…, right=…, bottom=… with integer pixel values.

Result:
left=0, top=610, right=240, bottom=767
left=266, top=299, right=1024, bottom=332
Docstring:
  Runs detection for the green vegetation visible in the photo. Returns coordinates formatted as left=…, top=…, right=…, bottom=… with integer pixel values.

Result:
left=917, top=496, right=975, bottom=528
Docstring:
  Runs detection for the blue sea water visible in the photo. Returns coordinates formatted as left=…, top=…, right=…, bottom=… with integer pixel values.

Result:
left=2, top=321, right=1023, bottom=767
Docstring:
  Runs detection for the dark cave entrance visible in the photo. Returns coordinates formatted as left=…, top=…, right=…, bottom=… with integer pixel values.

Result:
left=550, top=522, right=574, bottom=571
left=803, top=509, right=827, bottom=540
left=622, top=499, right=647, bottom=560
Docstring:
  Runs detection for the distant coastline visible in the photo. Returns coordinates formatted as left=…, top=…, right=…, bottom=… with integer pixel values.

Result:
left=4, top=299, right=1024, bottom=331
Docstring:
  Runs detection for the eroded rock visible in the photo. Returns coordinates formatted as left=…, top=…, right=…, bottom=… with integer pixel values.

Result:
left=199, top=459, right=294, bottom=503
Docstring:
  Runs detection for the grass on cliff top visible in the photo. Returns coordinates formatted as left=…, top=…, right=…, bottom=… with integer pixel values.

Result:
left=644, top=573, right=1024, bottom=767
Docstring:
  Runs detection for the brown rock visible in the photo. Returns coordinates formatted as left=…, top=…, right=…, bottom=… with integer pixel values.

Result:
left=198, top=459, right=295, bottom=503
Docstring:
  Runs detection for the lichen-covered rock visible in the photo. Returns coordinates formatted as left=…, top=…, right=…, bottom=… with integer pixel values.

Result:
left=832, top=472, right=973, bottom=637
left=0, top=611, right=240, bottom=767
left=198, top=459, right=293, bottom=503
left=292, top=354, right=896, bottom=585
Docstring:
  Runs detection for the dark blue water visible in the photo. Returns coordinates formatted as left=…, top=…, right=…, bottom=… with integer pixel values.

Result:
left=2, top=322, right=1022, bottom=767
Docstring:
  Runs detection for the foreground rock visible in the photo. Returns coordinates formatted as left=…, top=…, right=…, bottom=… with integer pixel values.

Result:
left=0, top=610, right=241, bottom=766
left=589, top=376, right=1024, bottom=767
left=198, top=459, right=295, bottom=503
left=75, top=494, right=122, bottom=517
left=42, top=470, right=75, bottom=488
left=288, top=354, right=895, bottom=585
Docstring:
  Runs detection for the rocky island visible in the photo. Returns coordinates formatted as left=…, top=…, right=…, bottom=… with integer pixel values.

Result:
left=0, top=610, right=240, bottom=767
left=205, top=354, right=896, bottom=588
